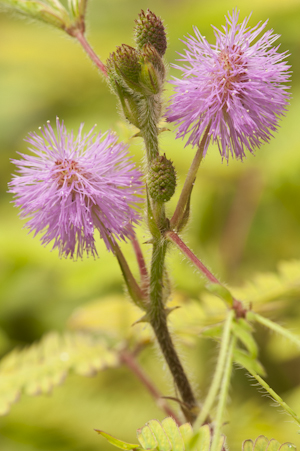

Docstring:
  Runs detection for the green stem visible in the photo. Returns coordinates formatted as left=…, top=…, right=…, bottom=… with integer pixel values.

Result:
left=249, top=312, right=300, bottom=348
left=210, top=335, right=236, bottom=451
left=247, top=370, right=300, bottom=426
left=170, top=125, right=210, bottom=230
left=112, top=242, right=147, bottom=310
left=194, top=310, right=235, bottom=429
left=141, top=96, right=160, bottom=164
left=148, top=239, right=198, bottom=423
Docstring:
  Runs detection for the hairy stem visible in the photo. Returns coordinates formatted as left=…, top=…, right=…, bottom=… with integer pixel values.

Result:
left=165, top=231, right=246, bottom=317
left=148, top=239, right=198, bottom=423
left=170, top=125, right=210, bottom=230
left=248, top=371, right=300, bottom=425
left=131, top=234, right=149, bottom=297
left=249, top=312, right=300, bottom=348
left=165, top=231, right=219, bottom=283
left=112, top=242, right=147, bottom=310
left=210, top=335, right=236, bottom=451
left=119, top=348, right=181, bottom=424
left=141, top=96, right=160, bottom=164
left=74, top=30, right=107, bottom=76
left=194, top=310, right=234, bottom=429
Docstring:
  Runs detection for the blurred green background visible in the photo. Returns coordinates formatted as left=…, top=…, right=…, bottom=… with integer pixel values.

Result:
left=1, top=0, right=300, bottom=449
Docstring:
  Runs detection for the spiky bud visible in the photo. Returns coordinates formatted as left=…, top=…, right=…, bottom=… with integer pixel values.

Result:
left=106, top=44, right=141, bottom=88
left=134, top=9, right=167, bottom=57
left=148, top=155, right=176, bottom=202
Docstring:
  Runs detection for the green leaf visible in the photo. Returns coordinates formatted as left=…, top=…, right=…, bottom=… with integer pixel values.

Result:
left=254, top=436, right=269, bottom=451
left=232, top=320, right=258, bottom=358
left=96, top=430, right=141, bottom=450
left=267, top=439, right=281, bottom=451
left=0, top=332, right=118, bottom=415
left=137, top=425, right=157, bottom=450
left=178, top=423, right=193, bottom=449
left=241, top=437, right=296, bottom=451
left=206, top=283, right=234, bottom=306
left=233, top=349, right=266, bottom=376
left=279, top=444, right=297, bottom=451
left=161, top=418, right=185, bottom=451
left=187, top=425, right=211, bottom=451
left=147, top=420, right=171, bottom=451
left=243, top=440, right=254, bottom=451
left=201, top=324, right=223, bottom=339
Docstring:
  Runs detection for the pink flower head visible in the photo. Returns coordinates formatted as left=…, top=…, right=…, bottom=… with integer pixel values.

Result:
left=9, top=118, right=143, bottom=258
left=167, top=10, right=291, bottom=160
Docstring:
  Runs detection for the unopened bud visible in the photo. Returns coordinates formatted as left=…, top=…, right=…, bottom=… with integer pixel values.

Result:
left=107, top=44, right=141, bottom=90
left=138, top=44, right=165, bottom=94
left=148, top=155, right=176, bottom=202
left=67, top=0, right=88, bottom=31
left=134, top=9, right=167, bottom=57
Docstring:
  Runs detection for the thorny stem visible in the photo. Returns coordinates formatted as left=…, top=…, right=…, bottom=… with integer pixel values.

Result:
left=170, top=125, right=210, bottom=230
left=194, top=310, right=235, bottom=429
left=119, top=348, right=181, bottom=425
left=165, top=231, right=247, bottom=318
left=210, top=335, right=236, bottom=451
left=74, top=30, right=107, bottom=76
left=148, top=239, right=198, bottom=424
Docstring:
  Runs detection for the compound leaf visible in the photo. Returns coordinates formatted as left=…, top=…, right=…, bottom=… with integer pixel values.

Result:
left=0, top=331, right=119, bottom=415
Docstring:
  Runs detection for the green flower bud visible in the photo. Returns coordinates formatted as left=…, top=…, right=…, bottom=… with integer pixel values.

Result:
left=138, top=44, right=165, bottom=94
left=134, top=9, right=167, bottom=57
left=140, top=44, right=165, bottom=77
left=3, top=0, right=72, bottom=30
left=106, top=44, right=142, bottom=91
left=67, top=0, right=88, bottom=31
left=148, top=155, right=176, bottom=202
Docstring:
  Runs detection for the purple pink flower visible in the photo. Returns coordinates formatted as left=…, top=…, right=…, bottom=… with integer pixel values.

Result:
left=167, top=10, right=291, bottom=160
left=9, top=118, right=143, bottom=258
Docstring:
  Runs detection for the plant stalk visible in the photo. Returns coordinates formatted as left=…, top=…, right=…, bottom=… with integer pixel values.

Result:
left=112, top=242, right=147, bottom=310
left=148, top=239, right=198, bottom=423
left=74, top=30, right=107, bottom=76
left=210, top=335, right=236, bottom=451
left=249, top=312, right=300, bottom=348
left=194, top=310, right=235, bottom=429
left=165, top=231, right=246, bottom=317
left=119, top=348, right=181, bottom=425
left=141, top=96, right=160, bottom=164
left=248, top=370, right=300, bottom=426
left=170, top=125, right=210, bottom=230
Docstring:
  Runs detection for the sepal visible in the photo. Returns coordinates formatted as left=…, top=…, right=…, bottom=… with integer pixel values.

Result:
left=3, top=0, right=72, bottom=30
left=139, top=44, right=165, bottom=94
left=68, top=0, right=88, bottom=31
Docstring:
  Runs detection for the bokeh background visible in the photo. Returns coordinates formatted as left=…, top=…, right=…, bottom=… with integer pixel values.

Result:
left=1, top=0, right=300, bottom=449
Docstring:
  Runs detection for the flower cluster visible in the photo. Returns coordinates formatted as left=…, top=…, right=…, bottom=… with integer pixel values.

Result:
left=9, top=119, right=143, bottom=259
left=167, top=10, right=291, bottom=160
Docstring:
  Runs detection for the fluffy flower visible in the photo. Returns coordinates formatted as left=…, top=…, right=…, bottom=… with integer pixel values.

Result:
left=167, top=10, right=291, bottom=160
left=9, top=118, right=143, bottom=258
